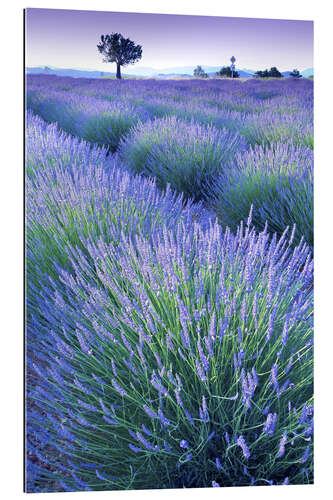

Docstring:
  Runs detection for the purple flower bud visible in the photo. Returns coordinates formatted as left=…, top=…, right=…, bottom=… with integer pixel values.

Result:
left=180, top=439, right=189, bottom=449
left=128, top=443, right=144, bottom=453
left=158, top=408, right=171, bottom=426
left=111, top=379, right=127, bottom=397
left=278, top=431, right=288, bottom=458
left=237, top=435, right=251, bottom=458
left=142, top=404, right=158, bottom=419
left=263, top=413, right=278, bottom=435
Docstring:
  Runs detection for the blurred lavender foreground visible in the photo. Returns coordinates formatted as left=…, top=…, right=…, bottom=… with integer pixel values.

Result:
left=25, top=76, right=313, bottom=492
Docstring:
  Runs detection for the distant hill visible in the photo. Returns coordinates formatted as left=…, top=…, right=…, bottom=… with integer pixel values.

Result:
left=301, top=68, right=314, bottom=78
left=26, top=65, right=314, bottom=79
left=26, top=65, right=255, bottom=79
left=281, top=69, right=314, bottom=78
left=141, top=66, right=254, bottom=77
left=26, top=67, right=117, bottom=78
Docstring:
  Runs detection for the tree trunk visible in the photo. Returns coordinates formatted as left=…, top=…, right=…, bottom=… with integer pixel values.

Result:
left=116, top=63, right=121, bottom=79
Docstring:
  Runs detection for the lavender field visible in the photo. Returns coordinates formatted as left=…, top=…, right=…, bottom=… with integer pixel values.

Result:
left=25, top=75, right=314, bottom=492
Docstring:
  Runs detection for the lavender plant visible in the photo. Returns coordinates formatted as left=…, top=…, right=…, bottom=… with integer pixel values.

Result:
left=26, top=112, right=210, bottom=288
left=27, top=208, right=313, bottom=491
left=211, top=142, right=313, bottom=247
left=118, top=116, right=246, bottom=201
left=26, top=89, right=149, bottom=151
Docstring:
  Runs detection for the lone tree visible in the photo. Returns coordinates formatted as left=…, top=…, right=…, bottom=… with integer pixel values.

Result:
left=216, top=66, right=239, bottom=78
left=290, top=69, right=302, bottom=78
left=193, top=65, right=208, bottom=78
left=97, top=33, right=142, bottom=79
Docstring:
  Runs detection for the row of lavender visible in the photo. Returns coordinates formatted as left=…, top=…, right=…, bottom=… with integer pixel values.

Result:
left=26, top=111, right=313, bottom=491
left=26, top=76, right=313, bottom=151
left=26, top=75, right=313, bottom=246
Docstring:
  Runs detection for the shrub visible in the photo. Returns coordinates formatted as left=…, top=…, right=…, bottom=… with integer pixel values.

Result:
left=118, top=116, right=246, bottom=201
left=27, top=212, right=313, bottom=492
left=26, top=113, right=210, bottom=287
left=241, top=110, right=313, bottom=149
left=211, top=142, right=313, bottom=246
left=26, top=90, right=149, bottom=151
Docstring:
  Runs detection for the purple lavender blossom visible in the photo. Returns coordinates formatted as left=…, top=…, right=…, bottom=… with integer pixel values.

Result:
left=158, top=408, right=171, bottom=426
left=278, top=431, right=288, bottom=458
left=263, top=413, right=278, bottom=435
left=136, top=432, right=153, bottom=450
left=215, top=457, right=222, bottom=470
left=237, top=435, right=251, bottom=459
left=299, top=446, right=310, bottom=464
left=111, top=379, right=127, bottom=397
left=174, top=389, right=183, bottom=407
left=142, top=405, right=158, bottom=420
left=128, top=443, right=144, bottom=453
left=150, top=373, right=169, bottom=397
left=195, top=359, right=207, bottom=382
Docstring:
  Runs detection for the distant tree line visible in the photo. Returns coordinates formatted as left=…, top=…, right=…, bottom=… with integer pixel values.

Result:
left=289, top=69, right=302, bottom=78
left=193, top=65, right=240, bottom=78
left=216, top=66, right=239, bottom=78
left=193, top=65, right=208, bottom=78
left=254, top=67, right=303, bottom=78
left=194, top=65, right=304, bottom=80
left=254, top=67, right=283, bottom=78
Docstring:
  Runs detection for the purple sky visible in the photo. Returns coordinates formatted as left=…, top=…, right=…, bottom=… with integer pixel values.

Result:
left=25, top=8, right=313, bottom=72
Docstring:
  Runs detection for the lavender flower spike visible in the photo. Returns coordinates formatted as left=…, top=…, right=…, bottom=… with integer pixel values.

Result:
left=237, top=435, right=251, bottom=459
left=278, top=431, right=288, bottom=458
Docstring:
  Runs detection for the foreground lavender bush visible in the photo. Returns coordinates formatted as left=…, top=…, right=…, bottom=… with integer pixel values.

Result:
left=211, top=142, right=313, bottom=247
left=27, top=210, right=313, bottom=491
left=119, top=116, right=245, bottom=201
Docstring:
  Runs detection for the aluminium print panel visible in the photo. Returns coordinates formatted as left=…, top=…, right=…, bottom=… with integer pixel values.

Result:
left=25, top=7, right=314, bottom=493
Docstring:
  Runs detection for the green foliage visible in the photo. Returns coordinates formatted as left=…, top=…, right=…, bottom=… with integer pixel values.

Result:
left=118, top=116, right=245, bottom=201
left=193, top=66, right=208, bottom=78
left=289, top=69, right=302, bottom=78
left=211, top=142, right=313, bottom=247
left=254, top=67, right=283, bottom=78
left=97, top=32, right=142, bottom=79
left=216, top=66, right=239, bottom=78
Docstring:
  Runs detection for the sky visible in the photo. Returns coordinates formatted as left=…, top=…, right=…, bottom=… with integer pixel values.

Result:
left=25, top=8, right=313, bottom=72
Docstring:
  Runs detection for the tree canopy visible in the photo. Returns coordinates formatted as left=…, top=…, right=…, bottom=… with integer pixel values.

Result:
left=193, top=65, right=208, bottom=78
left=216, top=66, right=239, bottom=78
left=254, top=67, right=283, bottom=78
left=97, top=33, right=142, bottom=79
left=289, top=69, right=302, bottom=78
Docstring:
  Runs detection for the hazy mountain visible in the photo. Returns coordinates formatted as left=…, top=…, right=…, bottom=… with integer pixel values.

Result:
left=26, top=65, right=254, bottom=79
left=26, top=67, right=117, bottom=78
left=136, top=66, right=254, bottom=76
left=301, top=68, right=314, bottom=77
left=281, top=69, right=314, bottom=78
left=26, top=65, right=314, bottom=79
